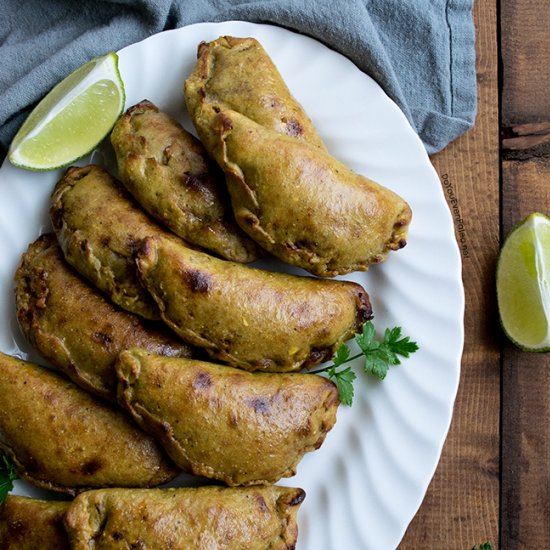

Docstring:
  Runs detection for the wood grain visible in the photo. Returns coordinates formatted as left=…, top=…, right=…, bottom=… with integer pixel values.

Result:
left=501, top=0, right=550, bottom=547
left=501, top=158, right=550, bottom=549
left=399, top=0, right=500, bottom=547
left=501, top=1, right=550, bottom=128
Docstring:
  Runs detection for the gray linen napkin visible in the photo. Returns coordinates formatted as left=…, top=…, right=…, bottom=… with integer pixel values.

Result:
left=0, top=0, right=476, bottom=156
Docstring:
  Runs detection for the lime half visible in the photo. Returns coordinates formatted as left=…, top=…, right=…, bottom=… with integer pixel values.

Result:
left=497, top=212, right=550, bottom=351
left=8, top=52, right=125, bottom=171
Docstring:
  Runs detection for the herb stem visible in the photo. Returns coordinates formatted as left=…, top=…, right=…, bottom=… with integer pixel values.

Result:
left=308, top=352, right=364, bottom=375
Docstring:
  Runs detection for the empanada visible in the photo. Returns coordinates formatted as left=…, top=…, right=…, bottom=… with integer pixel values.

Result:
left=185, top=36, right=412, bottom=277
left=0, top=351, right=177, bottom=495
left=64, top=486, right=305, bottom=550
left=116, top=348, right=339, bottom=486
left=135, top=234, right=372, bottom=371
left=111, top=100, right=262, bottom=263
left=0, top=495, right=70, bottom=549
left=14, top=233, right=192, bottom=400
left=184, top=36, right=326, bottom=152
left=50, top=164, right=171, bottom=319
left=200, top=108, right=411, bottom=277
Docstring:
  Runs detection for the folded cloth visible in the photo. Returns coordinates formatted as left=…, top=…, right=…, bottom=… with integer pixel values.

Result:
left=0, top=0, right=476, bottom=157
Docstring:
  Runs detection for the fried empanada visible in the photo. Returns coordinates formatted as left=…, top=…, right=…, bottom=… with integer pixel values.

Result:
left=14, top=234, right=192, bottom=400
left=64, top=486, right=305, bottom=550
left=116, top=349, right=338, bottom=486
left=0, top=351, right=178, bottom=495
left=184, top=36, right=326, bottom=152
left=201, top=108, right=411, bottom=277
left=111, top=100, right=262, bottom=263
left=184, top=36, right=412, bottom=277
left=135, top=234, right=372, bottom=371
left=0, top=495, right=70, bottom=549
left=50, top=164, right=171, bottom=319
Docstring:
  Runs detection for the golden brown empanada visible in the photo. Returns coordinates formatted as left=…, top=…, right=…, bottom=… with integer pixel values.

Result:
left=0, top=351, right=178, bottom=495
left=184, top=36, right=326, bottom=152
left=135, top=234, right=372, bottom=372
left=0, top=495, right=70, bottom=549
left=184, top=36, right=412, bottom=277
left=14, top=233, right=192, bottom=400
left=116, top=348, right=339, bottom=486
left=111, top=100, right=262, bottom=263
left=64, top=486, right=305, bottom=550
left=50, top=164, right=172, bottom=320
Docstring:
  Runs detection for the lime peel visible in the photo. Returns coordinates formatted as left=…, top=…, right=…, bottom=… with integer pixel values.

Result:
left=497, top=212, right=550, bottom=351
left=8, top=52, right=125, bottom=171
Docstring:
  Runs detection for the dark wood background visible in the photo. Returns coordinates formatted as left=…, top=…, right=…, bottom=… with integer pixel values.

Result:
left=399, top=0, right=550, bottom=548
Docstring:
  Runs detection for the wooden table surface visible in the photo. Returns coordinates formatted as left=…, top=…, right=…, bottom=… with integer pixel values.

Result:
left=398, top=0, right=550, bottom=548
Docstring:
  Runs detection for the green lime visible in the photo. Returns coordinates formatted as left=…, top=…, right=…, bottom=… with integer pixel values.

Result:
left=497, top=212, right=550, bottom=351
left=8, top=52, right=125, bottom=171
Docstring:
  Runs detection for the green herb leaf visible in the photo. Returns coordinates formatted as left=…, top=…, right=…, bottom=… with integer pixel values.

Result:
left=355, top=321, right=378, bottom=353
left=361, top=322, right=420, bottom=380
left=309, top=320, right=419, bottom=405
left=332, top=343, right=350, bottom=367
left=384, top=326, right=419, bottom=359
left=331, top=366, right=356, bottom=407
left=0, top=454, right=18, bottom=503
left=472, top=543, right=493, bottom=550
left=363, top=346, right=392, bottom=379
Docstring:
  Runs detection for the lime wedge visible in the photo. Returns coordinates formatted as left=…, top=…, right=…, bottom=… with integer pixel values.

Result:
left=497, top=212, right=550, bottom=351
left=8, top=52, right=125, bottom=171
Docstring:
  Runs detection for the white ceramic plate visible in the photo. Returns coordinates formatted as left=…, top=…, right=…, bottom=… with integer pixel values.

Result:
left=0, top=21, right=463, bottom=550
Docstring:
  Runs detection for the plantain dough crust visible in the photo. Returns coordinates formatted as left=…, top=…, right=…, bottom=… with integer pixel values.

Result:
left=111, top=99, right=263, bottom=263
left=64, top=486, right=305, bottom=550
left=135, top=234, right=372, bottom=372
left=184, top=35, right=327, bottom=152
left=50, top=164, right=175, bottom=320
left=0, top=351, right=178, bottom=495
left=213, top=109, right=411, bottom=277
left=116, top=348, right=339, bottom=486
left=185, top=36, right=412, bottom=277
left=14, top=233, right=192, bottom=400
left=0, top=495, right=70, bottom=550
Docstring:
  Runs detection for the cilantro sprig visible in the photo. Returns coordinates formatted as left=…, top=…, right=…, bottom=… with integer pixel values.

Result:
left=311, top=321, right=419, bottom=406
left=472, top=544, right=493, bottom=550
left=0, top=453, right=18, bottom=503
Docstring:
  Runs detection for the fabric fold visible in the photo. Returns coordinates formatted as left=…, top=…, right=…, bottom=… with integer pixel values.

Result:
left=0, top=0, right=476, bottom=156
